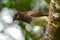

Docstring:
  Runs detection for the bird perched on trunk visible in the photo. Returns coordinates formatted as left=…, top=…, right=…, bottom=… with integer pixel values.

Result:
left=13, top=10, right=48, bottom=23
left=13, top=10, right=48, bottom=26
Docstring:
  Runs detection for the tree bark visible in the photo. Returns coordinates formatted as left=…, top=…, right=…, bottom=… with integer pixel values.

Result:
left=41, top=0, right=60, bottom=40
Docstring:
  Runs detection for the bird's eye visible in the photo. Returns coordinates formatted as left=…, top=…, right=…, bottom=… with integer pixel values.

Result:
left=15, top=14, right=19, bottom=18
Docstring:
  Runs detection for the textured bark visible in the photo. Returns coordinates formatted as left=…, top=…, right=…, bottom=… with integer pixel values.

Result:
left=41, top=0, right=60, bottom=40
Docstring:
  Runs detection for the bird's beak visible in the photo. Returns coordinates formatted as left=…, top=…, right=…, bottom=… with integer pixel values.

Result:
left=13, top=18, right=15, bottom=21
left=13, top=16, right=15, bottom=21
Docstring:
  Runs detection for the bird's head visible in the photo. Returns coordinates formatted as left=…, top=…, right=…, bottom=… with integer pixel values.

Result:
left=13, top=13, right=20, bottom=21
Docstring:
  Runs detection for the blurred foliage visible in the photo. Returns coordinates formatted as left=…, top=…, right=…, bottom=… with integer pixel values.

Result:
left=14, top=0, right=32, bottom=12
left=0, top=0, right=15, bottom=11
left=0, top=0, right=49, bottom=12
left=31, top=0, right=49, bottom=12
left=0, top=0, right=50, bottom=40
left=25, top=32, right=32, bottom=40
left=45, top=0, right=50, bottom=4
left=6, top=0, right=15, bottom=8
left=18, top=21, right=26, bottom=30
left=0, top=0, right=4, bottom=11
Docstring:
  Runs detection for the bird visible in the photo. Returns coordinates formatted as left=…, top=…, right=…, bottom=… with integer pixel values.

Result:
left=13, top=10, right=48, bottom=23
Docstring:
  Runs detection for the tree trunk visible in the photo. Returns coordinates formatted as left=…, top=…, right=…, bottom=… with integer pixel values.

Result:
left=41, top=0, right=60, bottom=40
